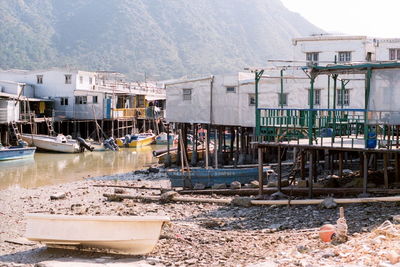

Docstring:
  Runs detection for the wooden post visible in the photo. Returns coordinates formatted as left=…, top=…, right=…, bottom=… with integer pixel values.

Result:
left=363, top=152, right=368, bottom=195
left=308, top=150, right=313, bottom=198
left=205, top=125, right=209, bottom=169
left=339, top=152, right=344, bottom=179
left=396, top=153, right=400, bottom=183
left=214, top=128, right=218, bottom=168
left=258, top=146, right=263, bottom=196
left=384, top=152, right=389, bottom=189
left=278, top=146, right=282, bottom=192
left=300, top=150, right=305, bottom=180
left=166, top=123, right=171, bottom=166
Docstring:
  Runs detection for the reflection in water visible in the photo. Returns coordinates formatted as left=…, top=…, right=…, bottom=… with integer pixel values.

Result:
left=0, top=145, right=164, bottom=190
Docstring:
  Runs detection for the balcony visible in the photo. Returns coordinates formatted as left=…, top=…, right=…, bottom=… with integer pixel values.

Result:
left=112, top=107, right=164, bottom=120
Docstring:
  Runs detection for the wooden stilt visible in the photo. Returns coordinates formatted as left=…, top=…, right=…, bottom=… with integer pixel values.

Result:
left=363, top=152, right=368, bottom=195
left=278, top=146, right=282, bottom=192
left=396, top=153, right=400, bottom=183
left=384, top=153, right=389, bottom=189
left=339, top=152, right=344, bottom=178
left=308, top=150, right=313, bottom=198
left=258, top=146, right=264, bottom=196
left=300, top=150, right=305, bottom=180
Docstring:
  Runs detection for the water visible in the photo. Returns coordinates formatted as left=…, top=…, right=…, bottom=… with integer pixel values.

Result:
left=0, top=145, right=165, bottom=190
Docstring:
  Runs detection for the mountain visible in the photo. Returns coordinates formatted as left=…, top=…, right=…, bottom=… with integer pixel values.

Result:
left=0, top=0, right=323, bottom=80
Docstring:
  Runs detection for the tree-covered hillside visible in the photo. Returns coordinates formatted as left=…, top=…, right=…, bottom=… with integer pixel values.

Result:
left=0, top=0, right=323, bottom=79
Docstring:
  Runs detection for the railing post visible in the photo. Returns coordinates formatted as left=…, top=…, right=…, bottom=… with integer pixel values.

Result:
left=308, top=76, right=315, bottom=145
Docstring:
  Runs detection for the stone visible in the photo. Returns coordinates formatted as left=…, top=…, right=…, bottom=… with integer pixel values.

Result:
left=211, top=183, right=227, bottom=189
left=148, top=167, right=160, bottom=173
left=160, top=191, right=179, bottom=203
left=193, top=183, right=206, bottom=190
left=114, top=188, right=125, bottom=194
left=392, top=215, right=400, bottom=224
left=231, top=197, right=253, bottom=207
left=50, top=192, right=66, bottom=200
left=271, top=191, right=287, bottom=200
left=249, top=180, right=259, bottom=188
left=320, top=197, right=337, bottom=209
left=342, top=169, right=353, bottom=175
left=387, top=251, right=400, bottom=264
left=230, top=181, right=241, bottom=189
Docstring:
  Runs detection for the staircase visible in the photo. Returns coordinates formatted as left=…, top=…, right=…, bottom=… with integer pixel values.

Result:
left=9, top=121, right=22, bottom=144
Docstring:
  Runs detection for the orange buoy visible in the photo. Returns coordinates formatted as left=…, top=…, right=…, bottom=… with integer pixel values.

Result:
left=319, top=224, right=336, bottom=242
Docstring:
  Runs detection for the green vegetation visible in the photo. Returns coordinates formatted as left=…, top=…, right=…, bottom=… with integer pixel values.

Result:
left=0, top=0, right=322, bottom=80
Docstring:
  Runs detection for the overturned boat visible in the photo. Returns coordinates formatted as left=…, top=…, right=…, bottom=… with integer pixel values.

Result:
left=21, top=134, right=93, bottom=153
left=26, top=214, right=169, bottom=255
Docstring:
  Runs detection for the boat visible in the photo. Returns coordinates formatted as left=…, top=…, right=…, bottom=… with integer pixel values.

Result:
left=167, top=167, right=270, bottom=188
left=26, top=214, right=170, bottom=255
left=0, top=142, right=36, bottom=161
left=156, top=148, right=205, bottom=164
left=116, top=133, right=155, bottom=148
left=21, top=134, right=92, bottom=153
left=89, top=137, right=119, bottom=152
left=155, top=132, right=178, bottom=145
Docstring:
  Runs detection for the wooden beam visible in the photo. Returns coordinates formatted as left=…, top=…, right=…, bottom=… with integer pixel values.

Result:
left=258, top=146, right=264, bottom=196
left=384, top=153, right=389, bottom=189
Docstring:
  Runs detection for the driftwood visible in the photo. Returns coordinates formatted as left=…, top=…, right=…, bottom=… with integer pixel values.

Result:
left=103, top=193, right=230, bottom=204
left=104, top=193, right=400, bottom=206
left=93, top=184, right=171, bottom=191
left=179, top=187, right=400, bottom=197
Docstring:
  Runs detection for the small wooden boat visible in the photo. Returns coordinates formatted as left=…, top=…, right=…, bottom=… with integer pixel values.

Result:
left=116, top=133, right=155, bottom=148
left=26, top=214, right=170, bottom=255
left=0, top=145, right=36, bottom=161
left=21, top=134, right=91, bottom=153
left=167, top=167, right=270, bottom=187
left=155, top=132, right=178, bottom=145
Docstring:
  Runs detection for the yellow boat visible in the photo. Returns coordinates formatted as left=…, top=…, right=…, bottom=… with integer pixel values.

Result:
left=116, top=133, right=155, bottom=148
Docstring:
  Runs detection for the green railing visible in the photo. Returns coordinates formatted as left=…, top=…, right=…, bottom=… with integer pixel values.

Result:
left=257, top=108, right=366, bottom=145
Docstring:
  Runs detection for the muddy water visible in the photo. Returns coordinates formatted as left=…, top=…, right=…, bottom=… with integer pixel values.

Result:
left=0, top=145, right=165, bottom=190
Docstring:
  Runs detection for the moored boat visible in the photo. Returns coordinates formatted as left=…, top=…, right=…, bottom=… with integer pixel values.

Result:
left=26, top=214, right=170, bottom=255
left=155, top=132, right=178, bottom=145
left=116, top=133, right=155, bottom=148
left=167, top=167, right=270, bottom=188
left=21, top=134, right=90, bottom=153
left=0, top=142, right=36, bottom=161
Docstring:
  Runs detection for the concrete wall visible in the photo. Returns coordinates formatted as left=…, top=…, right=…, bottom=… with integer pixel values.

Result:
left=0, top=100, right=19, bottom=123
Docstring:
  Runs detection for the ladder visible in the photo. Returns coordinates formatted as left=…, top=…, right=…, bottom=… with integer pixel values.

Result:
left=44, top=117, right=56, bottom=136
left=9, top=121, right=22, bottom=142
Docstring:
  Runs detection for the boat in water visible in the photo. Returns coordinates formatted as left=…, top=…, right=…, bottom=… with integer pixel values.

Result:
left=116, top=133, right=155, bottom=148
left=26, top=214, right=170, bottom=255
left=0, top=141, right=36, bottom=161
left=155, top=132, right=178, bottom=145
left=89, top=137, right=119, bottom=152
left=167, top=166, right=270, bottom=188
left=21, top=134, right=93, bottom=153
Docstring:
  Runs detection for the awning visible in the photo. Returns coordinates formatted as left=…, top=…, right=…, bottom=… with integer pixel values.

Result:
left=145, top=95, right=166, bottom=101
left=0, top=92, right=53, bottom=102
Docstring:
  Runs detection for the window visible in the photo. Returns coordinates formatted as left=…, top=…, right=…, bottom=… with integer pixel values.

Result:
left=183, top=89, right=192, bottom=101
left=60, top=97, right=68, bottom=106
left=306, top=52, right=319, bottom=65
left=226, top=86, right=236, bottom=93
left=79, top=76, right=83, bottom=84
left=92, top=96, right=98, bottom=104
left=389, top=49, right=400, bottom=60
left=337, top=89, right=350, bottom=106
left=65, top=74, right=72, bottom=84
left=75, top=96, right=87, bottom=105
left=36, top=75, right=43, bottom=84
left=248, top=94, right=255, bottom=106
left=278, top=93, right=288, bottom=106
left=308, top=89, right=321, bottom=105
left=338, top=51, right=352, bottom=62
left=89, top=77, right=93, bottom=85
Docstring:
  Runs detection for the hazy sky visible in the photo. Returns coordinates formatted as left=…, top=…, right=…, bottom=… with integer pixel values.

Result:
left=280, top=0, right=399, bottom=38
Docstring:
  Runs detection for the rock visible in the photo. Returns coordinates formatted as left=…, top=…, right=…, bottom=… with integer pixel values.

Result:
left=266, top=181, right=277, bottom=188
left=230, top=181, right=241, bottom=189
left=271, top=191, right=287, bottom=200
left=114, top=188, right=125, bottom=194
left=211, top=183, right=227, bottom=189
left=296, top=245, right=309, bottom=253
left=387, top=251, right=400, bottom=264
left=160, top=191, right=179, bottom=203
left=296, top=180, right=308, bottom=188
left=148, top=167, right=160, bottom=173
left=392, top=215, right=400, bottom=224
left=342, top=169, right=353, bottom=175
left=320, top=197, right=337, bottom=209
left=249, top=180, right=259, bottom=188
left=231, top=197, right=253, bottom=207
left=193, top=183, right=206, bottom=190
left=50, top=192, right=66, bottom=200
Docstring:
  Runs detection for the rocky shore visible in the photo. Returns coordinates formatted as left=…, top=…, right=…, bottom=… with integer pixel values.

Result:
left=1, top=169, right=400, bottom=266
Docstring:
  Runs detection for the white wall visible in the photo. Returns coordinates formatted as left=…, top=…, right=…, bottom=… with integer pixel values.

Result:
left=0, top=100, right=19, bottom=123
left=375, top=39, right=400, bottom=61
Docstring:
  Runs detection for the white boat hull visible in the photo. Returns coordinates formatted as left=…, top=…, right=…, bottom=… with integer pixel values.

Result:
left=21, top=134, right=81, bottom=153
left=26, top=214, right=169, bottom=255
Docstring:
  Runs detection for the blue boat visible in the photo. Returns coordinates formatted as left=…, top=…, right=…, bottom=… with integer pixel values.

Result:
left=0, top=145, right=36, bottom=161
left=167, top=167, right=269, bottom=188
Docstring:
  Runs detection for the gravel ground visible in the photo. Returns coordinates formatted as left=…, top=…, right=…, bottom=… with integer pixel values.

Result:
left=1, top=169, right=400, bottom=266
